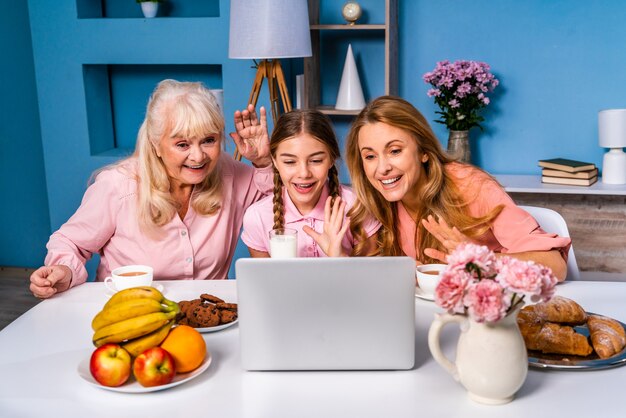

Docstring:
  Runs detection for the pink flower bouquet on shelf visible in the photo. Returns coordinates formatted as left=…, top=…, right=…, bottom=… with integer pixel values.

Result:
left=423, top=60, right=499, bottom=131
left=434, top=243, right=558, bottom=323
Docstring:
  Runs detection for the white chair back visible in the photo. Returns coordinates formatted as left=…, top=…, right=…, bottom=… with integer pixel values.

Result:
left=518, top=205, right=580, bottom=280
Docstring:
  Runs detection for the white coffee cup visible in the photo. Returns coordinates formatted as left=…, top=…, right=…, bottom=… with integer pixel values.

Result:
left=269, top=228, right=298, bottom=259
left=415, top=264, right=447, bottom=297
left=104, top=265, right=153, bottom=292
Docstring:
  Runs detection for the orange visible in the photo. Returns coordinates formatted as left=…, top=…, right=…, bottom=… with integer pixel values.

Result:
left=160, top=325, right=206, bottom=373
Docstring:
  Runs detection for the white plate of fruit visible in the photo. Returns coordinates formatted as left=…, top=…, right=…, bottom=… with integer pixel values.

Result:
left=82, top=286, right=211, bottom=393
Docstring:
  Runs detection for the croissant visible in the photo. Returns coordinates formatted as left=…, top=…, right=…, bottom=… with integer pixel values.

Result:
left=587, top=315, right=626, bottom=359
left=517, top=308, right=593, bottom=356
left=524, top=296, right=587, bottom=325
left=517, top=310, right=544, bottom=351
left=517, top=311, right=593, bottom=356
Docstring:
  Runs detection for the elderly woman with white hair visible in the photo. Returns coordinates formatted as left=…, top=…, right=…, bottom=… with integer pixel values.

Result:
left=30, top=79, right=272, bottom=298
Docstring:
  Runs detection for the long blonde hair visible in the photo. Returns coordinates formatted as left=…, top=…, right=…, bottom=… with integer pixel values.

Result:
left=96, top=80, right=225, bottom=237
left=270, top=110, right=368, bottom=256
left=345, top=96, right=501, bottom=262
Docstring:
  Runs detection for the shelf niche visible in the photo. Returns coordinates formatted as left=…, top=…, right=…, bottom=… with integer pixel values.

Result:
left=83, top=64, right=222, bottom=156
left=76, top=0, right=220, bottom=19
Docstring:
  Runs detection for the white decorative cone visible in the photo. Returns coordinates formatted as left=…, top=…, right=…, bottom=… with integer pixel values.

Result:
left=335, top=45, right=366, bottom=110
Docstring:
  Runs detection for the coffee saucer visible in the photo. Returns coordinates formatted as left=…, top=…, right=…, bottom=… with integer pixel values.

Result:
left=415, top=287, right=435, bottom=302
left=105, top=283, right=164, bottom=297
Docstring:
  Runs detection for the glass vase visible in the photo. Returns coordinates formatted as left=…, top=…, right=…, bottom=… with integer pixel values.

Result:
left=447, top=130, right=471, bottom=163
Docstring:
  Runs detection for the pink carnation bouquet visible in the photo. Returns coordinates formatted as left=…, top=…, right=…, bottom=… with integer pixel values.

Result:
left=423, top=60, right=499, bottom=131
left=434, top=243, right=558, bottom=323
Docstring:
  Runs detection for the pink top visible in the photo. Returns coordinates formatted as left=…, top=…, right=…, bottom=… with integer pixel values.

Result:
left=241, top=184, right=381, bottom=257
left=45, top=154, right=273, bottom=286
left=397, top=163, right=571, bottom=260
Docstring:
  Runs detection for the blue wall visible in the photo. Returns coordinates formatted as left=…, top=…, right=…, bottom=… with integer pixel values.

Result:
left=0, top=0, right=50, bottom=267
left=400, top=0, right=625, bottom=172
left=3, top=0, right=626, bottom=273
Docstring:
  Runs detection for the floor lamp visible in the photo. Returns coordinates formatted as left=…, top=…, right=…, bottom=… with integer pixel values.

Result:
left=229, top=0, right=312, bottom=160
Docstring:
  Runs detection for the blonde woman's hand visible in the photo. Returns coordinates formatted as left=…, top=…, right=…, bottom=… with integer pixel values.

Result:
left=421, top=214, right=471, bottom=262
left=29, top=265, right=72, bottom=299
left=303, top=196, right=350, bottom=257
left=229, top=104, right=271, bottom=167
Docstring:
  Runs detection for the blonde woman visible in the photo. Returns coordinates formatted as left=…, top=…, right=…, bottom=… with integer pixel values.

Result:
left=30, top=80, right=272, bottom=298
left=345, top=96, right=570, bottom=280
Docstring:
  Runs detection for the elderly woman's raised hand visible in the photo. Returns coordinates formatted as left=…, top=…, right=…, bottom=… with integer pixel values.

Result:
left=230, top=104, right=271, bottom=167
left=421, top=215, right=472, bottom=262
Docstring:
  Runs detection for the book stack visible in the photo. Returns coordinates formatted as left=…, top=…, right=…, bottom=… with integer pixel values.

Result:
left=538, top=158, right=598, bottom=186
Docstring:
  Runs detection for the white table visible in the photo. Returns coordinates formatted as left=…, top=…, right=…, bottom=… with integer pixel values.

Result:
left=1, top=280, right=625, bottom=417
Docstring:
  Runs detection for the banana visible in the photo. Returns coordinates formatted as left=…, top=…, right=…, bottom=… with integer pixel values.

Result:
left=162, top=299, right=180, bottom=315
left=122, top=320, right=175, bottom=357
left=92, top=298, right=166, bottom=332
left=103, top=286, right=164, bottom=310
left=92, top=310, right=177, bottom=347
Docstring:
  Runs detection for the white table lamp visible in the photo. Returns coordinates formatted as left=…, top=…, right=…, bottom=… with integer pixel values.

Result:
left=598, top=109, right=626, bottom=184
left=229, top=0, right=311, bottom=124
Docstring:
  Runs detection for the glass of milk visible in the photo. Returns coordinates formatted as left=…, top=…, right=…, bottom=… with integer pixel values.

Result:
left=269, top=228, right=298, bottom=258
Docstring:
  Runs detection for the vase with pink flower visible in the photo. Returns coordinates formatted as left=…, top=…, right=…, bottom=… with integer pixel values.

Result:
left=423, top=60, right=499, bottom=164
left=428, top=243, right=558, bottom=405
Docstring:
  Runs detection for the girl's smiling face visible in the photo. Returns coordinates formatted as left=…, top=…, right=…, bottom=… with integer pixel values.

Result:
left=273, top=133, right=334, bottom=215
left=156, top=133, right=221, bottom=190
left=357, top=122, right=428, bottom=207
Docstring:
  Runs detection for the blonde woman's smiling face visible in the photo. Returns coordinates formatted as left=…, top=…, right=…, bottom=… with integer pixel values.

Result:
left=357, top=122, right=428, bottom=204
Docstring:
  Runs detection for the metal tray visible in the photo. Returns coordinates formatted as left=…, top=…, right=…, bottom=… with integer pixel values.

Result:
left=528, top=314, right=626, bottom=370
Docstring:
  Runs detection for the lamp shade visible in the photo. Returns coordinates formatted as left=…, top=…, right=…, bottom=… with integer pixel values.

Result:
left=599, top=109, right=626, bottom=148
left=229, top=0, right=312, bottom=59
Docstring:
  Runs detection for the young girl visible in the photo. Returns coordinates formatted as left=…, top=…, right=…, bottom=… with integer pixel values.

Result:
left=241, top=109, right=379, bottom=258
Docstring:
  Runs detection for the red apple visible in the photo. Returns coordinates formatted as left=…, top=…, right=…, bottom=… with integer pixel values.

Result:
left=89, top=343, right=131, bottom=387
left=132, top=347, right=176, bottom=387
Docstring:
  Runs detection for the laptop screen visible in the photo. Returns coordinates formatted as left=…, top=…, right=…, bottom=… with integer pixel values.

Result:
left=236, top=257, right=416, bottom=371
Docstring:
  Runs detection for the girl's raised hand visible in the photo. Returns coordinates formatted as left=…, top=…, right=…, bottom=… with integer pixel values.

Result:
left=303, top=196, right=350, bottom=257
left=421, top=214, right=471, bottom=262
left=229, top=104, right=271, bottom=167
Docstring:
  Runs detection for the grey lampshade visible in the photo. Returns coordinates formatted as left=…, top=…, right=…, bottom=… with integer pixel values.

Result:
left=229, top=0, right=312, bottom=59
left=599, top=109, right=626, bottom=148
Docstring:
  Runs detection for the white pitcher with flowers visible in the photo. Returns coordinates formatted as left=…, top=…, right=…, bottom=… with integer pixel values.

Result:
left=428, top=243, right=558, bottom=405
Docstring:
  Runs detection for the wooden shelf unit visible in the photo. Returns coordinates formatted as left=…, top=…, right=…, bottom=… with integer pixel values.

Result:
left=303, top=0, right=398, bottom=115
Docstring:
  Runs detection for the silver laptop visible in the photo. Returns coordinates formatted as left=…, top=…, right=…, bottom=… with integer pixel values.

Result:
left=235, top=257, right=416, bottom=371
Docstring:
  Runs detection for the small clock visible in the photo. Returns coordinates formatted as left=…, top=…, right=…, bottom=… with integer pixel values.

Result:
left=342, top=1, right=362, bottom=25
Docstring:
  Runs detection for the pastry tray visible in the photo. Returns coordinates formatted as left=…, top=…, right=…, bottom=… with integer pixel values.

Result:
left=528, top=314, right=626, bottom=370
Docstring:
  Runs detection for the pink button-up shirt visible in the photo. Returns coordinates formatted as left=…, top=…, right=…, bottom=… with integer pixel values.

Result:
left=45, top=154, right=272, bottom=286
left=397, top=163, right=571, bottom=260
left=241, top=184, right=380, bottom=257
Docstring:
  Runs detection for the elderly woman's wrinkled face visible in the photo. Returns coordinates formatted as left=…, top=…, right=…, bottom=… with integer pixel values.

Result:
left=156, top=132, right=221, bottom=189
left=357, top=122, right=428, bottom=204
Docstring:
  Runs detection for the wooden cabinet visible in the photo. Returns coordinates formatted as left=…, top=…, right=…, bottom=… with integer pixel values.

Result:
left=303, top=0, right=398, bottom=115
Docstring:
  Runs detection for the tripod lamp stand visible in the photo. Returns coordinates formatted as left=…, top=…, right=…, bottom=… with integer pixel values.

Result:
left=229, top=0, right=312, bottom=159
left=248, top=59, right=292, bottom=125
